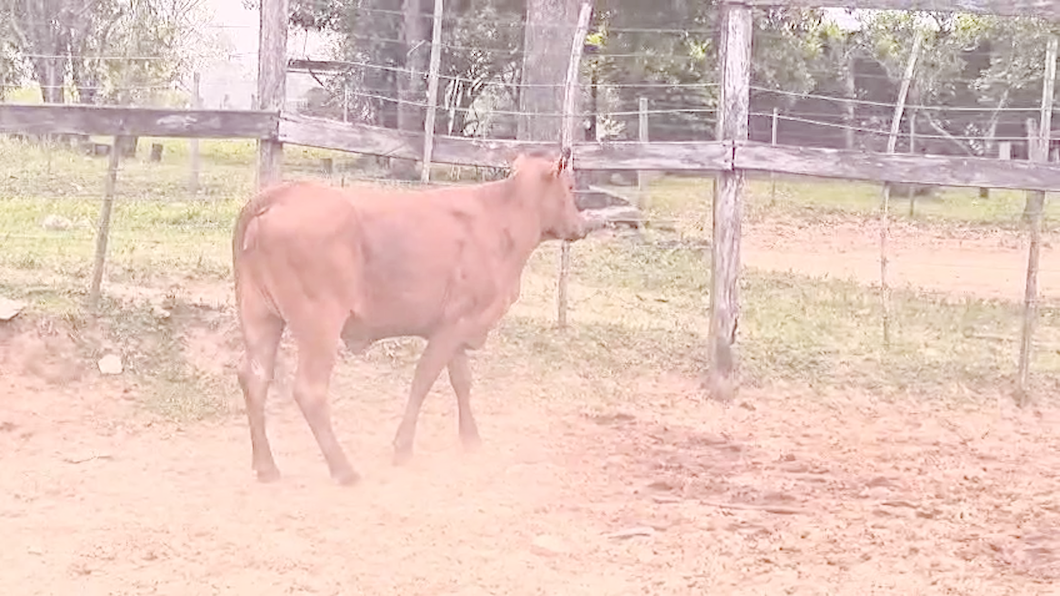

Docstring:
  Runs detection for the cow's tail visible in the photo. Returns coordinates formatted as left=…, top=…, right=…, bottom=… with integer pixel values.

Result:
left=232, top=182, right=295, bottom=313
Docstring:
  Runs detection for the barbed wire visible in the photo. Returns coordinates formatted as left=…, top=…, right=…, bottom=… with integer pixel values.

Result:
left=750, top=85, right=1055, bottom=113
left=15, top=52, right=259, bottom=61
left=292, top=55, right=719, bottom=90
left=338, top=87, right=714, bottom=119
left=346, top=5, right=720, bottom=35
left=341, top=32, right=724, bottom=61
left=751, top=112, right=1039, bottom=142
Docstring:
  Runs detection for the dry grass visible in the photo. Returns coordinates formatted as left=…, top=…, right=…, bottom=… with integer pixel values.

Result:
left=1, top=135, right=1059, bottom=420
left=4, top=136, right=1060, bottom=595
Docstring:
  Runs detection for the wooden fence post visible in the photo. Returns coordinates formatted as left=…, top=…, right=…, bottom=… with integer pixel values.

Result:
left=769, top=106, right=778, bottom=206
left=555, top=1, right=594, bottom=330
left=638, top=97, right=649, bottom=208
left=1017, top=35, right=1058, bottom=406
left=189, top=71, right=201, bottom=194
left=880, top=29, right=923, bottom=350
left=705, top=0, right=751, bottom=402
left=88, top=138, right=122, bottom=308
left=420, top=0, right=444, bottom=183
left=907, top=109, right=918, bottom=216
left=256, top=0, right=288, bottom=190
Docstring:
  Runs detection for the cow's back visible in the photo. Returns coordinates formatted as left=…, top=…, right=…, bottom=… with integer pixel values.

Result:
left=236, top=181, right=497, bottom=341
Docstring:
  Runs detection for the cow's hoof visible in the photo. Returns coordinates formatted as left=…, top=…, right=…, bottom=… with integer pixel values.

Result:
left=333, top=469, right=361, bottom=486
left=256, top=467, right=281, bottom=483
left=460, top=432, right=482, bottom=453
left=392, top=447, right=413, bottom=467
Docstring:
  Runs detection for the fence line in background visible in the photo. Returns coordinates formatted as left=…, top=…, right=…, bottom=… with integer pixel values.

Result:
left=1019, top=36, right=1060, bottom=404
left=880, top=29, right=924, bottom=349
left=555, top=1, right=595, bottom=330
left=5, top=0, right=1060, bottom=404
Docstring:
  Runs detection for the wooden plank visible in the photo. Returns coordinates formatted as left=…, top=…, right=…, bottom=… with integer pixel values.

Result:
left=257, top=0, right=289, bottom=189
left=740, top=0, right=1060, bottom=20
left=287, top=58, right=349, bottom=74
left=769, top=107, right=778, bottom=205
left=735, top=142, right=1060, bottom=192
left=88, top=137, right=122, bottom=308
left=279, top=113, right=423, bottom=162
left=420, top=0, right=444, bottom=183
left=279, top=113, right=732, bottom=170
left=568, top=141, right=731, bottom=171
left=556, top=1, right=594, bottom=330
left=880, top=29, right=923, bottom=349
left=706, top=0, right=752, bottom=403
left=189, top=72, right=202, bottom=192
left=1018, top=36, right=1058, bottom=405
left=638, top=97, right=649, bottom=205
left=0, top=104, right=276, bottom=138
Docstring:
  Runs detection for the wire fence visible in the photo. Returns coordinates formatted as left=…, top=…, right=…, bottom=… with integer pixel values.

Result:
left=2, top=3, right=1060, bottom=396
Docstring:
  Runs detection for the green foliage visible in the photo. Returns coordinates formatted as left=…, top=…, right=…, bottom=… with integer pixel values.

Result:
left=1, top=0, right=215, bottom=105
left=2, top=137, right=1058, bottom=407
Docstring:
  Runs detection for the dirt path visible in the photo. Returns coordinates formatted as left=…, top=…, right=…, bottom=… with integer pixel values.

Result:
left=743, top=219, right=1060, bottom=302
left=3, top=215, right=1060, bottom=594
left=3, top=348, right=1060, bottom=595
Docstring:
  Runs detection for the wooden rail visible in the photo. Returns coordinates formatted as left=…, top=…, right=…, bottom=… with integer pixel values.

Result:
left=0, top=104, right=276, bottom=138
left=6, top=104, right=1060, bottom=192
left=741, top=0, right=1060, bottom=20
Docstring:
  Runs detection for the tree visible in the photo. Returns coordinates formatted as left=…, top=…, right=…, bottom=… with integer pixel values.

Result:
left=286, top=0, right=524, bottom=140
left=518, top=0, right=583, bottom=141
left=2, top=0, right=214, bottom=106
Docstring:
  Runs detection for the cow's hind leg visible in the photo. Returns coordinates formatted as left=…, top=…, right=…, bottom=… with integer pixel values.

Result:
left=290, top=314, right=359, bottom=485
left=237, top=310, right=284, bottom=483
left=393, top=333, right=462, bottom=465
left=448, top=349, right=481, bottom=452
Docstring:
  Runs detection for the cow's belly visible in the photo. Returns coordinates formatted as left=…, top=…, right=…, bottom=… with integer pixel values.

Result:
left=341, top=281, right=448, bottom=344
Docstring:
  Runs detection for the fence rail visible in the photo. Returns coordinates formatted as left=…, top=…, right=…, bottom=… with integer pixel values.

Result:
left=0, top=104, right=275, bottom=138
left=745, top=0, right=1060, bottom=20
left=7, top=104, right=1060, bottom=193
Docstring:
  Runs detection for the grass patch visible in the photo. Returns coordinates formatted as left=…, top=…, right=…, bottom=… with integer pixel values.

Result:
left=2, top=135, right=1058, bottom=418
left=89, top=298, right=228, bottom=420
left=513, top=241, right=1060, bottom=400
left=638, top=173, right=1060, bottom=233
left=0, top=281, right=228, bottom=420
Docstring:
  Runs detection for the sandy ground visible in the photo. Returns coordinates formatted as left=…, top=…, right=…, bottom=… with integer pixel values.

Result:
left=743, top=219, right=1060, bottom=302
left=2, top=357, right=1059, bottom=595
left=2, top=219, right=1060, bottom=595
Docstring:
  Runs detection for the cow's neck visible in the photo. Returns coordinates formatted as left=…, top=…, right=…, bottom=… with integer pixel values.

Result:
left=480, top=176, right=548, bottom=266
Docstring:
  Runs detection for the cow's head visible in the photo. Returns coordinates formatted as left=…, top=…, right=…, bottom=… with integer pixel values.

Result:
left=511, top=148, right=587, bottom=242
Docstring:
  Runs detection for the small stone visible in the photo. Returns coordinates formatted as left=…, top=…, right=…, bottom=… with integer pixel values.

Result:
left=530, top=534, right=571, bottom=557
left=0, top=297, right=25, bottom=321
left=98, top=354, right=123, bottom=375
left=605, top=526, right=656, bottom=540
left=41, top=214, right=73, bottom=231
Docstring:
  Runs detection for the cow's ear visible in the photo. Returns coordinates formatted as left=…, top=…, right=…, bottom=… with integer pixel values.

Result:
left=501, top=146, right=520, bottom=169
left=557, top=147, right=572, bottom=173
left=510, top=154, right=528, bottom=175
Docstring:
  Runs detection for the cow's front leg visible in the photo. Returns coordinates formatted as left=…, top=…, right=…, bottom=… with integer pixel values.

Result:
left=392, top=332, right=461, bottom=465
left=447, top=348, right=481, bottom=452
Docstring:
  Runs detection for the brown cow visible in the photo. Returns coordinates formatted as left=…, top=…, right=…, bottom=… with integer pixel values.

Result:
left=232, top=149, right=593, bottom=485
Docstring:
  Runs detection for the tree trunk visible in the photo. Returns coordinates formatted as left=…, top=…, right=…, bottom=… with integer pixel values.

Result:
left=842, top=50, right=857, bottom=150
left=393, top=0, right=431, bottom=178
left=399, top=0, right=430, bottom=133
left=352, top=0, right=401, bottom=129
left=115, top=135, right=138, bottom=158
left=33, top=57, right=65, bottom=104
left=519, top=0, right=581, bottom=142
